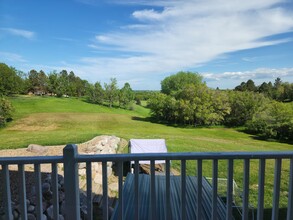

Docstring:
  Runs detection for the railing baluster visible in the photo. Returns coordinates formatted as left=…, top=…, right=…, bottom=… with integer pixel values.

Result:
left=226, top=159, right=234, bottom=220
left=197, top=159, right=202, bottom=220
left=165, top=159, right=171, bottom=220
left=242, top=159, right=250, bottom=220
left=181, top=159, right=186, bottom=220
left=287, top=158, right=293, bottom=220
left=86, top=162, right=93, bottom=220
left=134, top=160, right=139, bottom=220
left=18, top=164, right=28, bottom=220
left=257, top=158, right=265, bottom=220
left=150, top=160, right=156, bottom=220
left=117, top=161, right=123, bottom=220
left=212, top=159, right=218, bottom=220
left=102, top=161, right=108, bottom=220
left=272, top=158, right=281, bottom=220
left=34, top=164, right=42, bottom=220
left=2, top=165, right=13, bottom=220
left=52, top=162, right=59, bottom=220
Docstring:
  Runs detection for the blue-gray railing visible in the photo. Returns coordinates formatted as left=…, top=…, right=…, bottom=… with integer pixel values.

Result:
left=0, top=144, right=293, bottom=220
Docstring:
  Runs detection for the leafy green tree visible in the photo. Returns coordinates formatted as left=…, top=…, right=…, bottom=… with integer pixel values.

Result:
left=27, top=69, right=48, bottom=95
left=149, top=72, right=230, bottom=126
left=104, top=78, right=119, bottom=108
left=0, top=97, right=14, bottom=126
left=0, top=63, right=23, bottom=95
left=258, top=82, right=274, bottom=98
left=87, top=82, right=104, bottom=104
left=235, top=79, right=256, bottom=92
left=235, top=82, right=247, bottom=91
left=119, top=82, right=134, bottom=108
left=224, top=91, right=269, bottom=126
left=246, top=101, right=293, bottom=140
left=76, top=78, right=89, bottom=98
left=68, top=71, right=77, bottom=96
left=161, top=71, right=203, bottom=97
left=58, top=70, right=69, bottom=96
left=48, top=71, right=58, bottom=95
left=246, top=79, right=256, bottom=92
left=148, top=93, right=170, bottom=121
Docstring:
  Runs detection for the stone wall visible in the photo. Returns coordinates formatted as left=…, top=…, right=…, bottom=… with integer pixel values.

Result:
left=0, top=135, right=127, bottom=220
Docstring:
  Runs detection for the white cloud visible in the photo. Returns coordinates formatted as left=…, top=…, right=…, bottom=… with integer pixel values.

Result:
left=64, top=0, right=293, bottom=89
left=0, top=51, right=27, bottom=63
left=203, top=67, right=293, bottom=81
left=0, top=28, right=35, bottom=40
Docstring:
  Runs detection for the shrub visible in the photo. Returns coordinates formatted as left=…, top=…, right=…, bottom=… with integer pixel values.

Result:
left=246, top=101, right=293, bottom=141
left=0, top=97, right=14, bottom=126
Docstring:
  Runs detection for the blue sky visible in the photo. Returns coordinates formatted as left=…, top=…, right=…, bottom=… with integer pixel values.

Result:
left=1, top=0, right=293, bottom=90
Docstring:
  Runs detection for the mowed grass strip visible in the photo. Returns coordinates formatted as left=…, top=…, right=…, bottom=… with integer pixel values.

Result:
left=1, top=95, right=292, bottom=208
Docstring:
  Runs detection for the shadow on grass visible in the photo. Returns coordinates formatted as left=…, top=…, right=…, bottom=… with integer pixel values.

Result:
left=131, top=116, right=227, bottom=130
left=237, top=128, right=293, bottom=145
left=82, top=99, right=125, bottom=110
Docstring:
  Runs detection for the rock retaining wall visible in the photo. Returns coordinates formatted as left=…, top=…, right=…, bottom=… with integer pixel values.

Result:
left=0, top=135, right=126, bottom=220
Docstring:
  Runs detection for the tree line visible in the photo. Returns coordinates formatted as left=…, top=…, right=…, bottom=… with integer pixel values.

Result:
left=1, top=62, right=292, bottom=141
left=234, top=78, right=293, bottom=102
left=147, top=71, right=293, bottom=141
left=0, top=62, right=135, bottom=126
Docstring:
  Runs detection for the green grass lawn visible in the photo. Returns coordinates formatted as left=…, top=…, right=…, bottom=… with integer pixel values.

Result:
left=0, top=95, right=292, bottom=208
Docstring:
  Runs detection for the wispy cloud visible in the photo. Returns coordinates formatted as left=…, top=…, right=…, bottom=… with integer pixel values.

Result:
left=53, top=37, right=78, bottom=42
left=0, top=51, right=27, bottom=63
left=79, top=0, right=293, bottom=89
left=0, top=28, right=35, bottom=40
left=203, top=67, right=293, bottom=81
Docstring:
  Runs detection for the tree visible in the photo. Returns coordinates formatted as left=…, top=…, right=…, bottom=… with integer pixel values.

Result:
left=235, top=82, right=247, bottom=91
left=87, top=82, right=104, bottom=104
left=27, top=69, right=48, bottom=95
left=148, top=72, right=230, bottom=126
left=246, top=79, right=256, bottom=92
left=0, top=97, right=14, bottom=126
left=224, top=91, right=269, bottom=126
left=68, top=71, right=77, bottom=97
left=58, top=70, right=69, bottom=96
left=273, top=77, right=284, bottom=101
left=235, top=79, right=256, bottom=92
left=246, top=101, right=293, bottom=140
left=258, top=82, right=273, bottom=98
left=76, top=78, right=89, bottom=98
left=104, top=78, right=119, bottom=108
left=0, top=63, right=24, bottom=95
left=161, top=71, right=203, bottom=97
left=119, top=82, right=134, bottom=108
left=48, top=71, right=59, bottom=95
left=148, top=93, right=170, bottom=121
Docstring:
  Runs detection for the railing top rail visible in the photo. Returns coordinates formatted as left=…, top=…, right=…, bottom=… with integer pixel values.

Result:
left=0, top=156, right=63, bottom=165
left=1, top=150, right=293, bottom=165
left=76, top=151, right=293, bottom=162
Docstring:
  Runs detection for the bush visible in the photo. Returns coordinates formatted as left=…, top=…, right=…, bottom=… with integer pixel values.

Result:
left=224, top=91, right=269, bottom=126
left=0, top=97, right=14, bottom=126
left=246, top=101, right=293, bottom=141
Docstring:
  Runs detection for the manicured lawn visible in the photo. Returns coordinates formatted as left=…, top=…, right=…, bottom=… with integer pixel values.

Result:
left=0, top=95, right=292, bottom=208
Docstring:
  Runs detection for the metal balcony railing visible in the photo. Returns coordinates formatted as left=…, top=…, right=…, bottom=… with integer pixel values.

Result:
left=0, top=144, right=293, bottom=220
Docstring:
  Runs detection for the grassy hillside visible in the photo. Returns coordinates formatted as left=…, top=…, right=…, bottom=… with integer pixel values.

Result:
left=2, top=95, right=291, bottom=151
left=0, top=95, right=292, bottom=208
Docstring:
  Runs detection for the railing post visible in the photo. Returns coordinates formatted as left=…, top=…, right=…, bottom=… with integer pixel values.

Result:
left=63, top=144, right=80, bottom=220
left=2, top=165, right=13, bottom=220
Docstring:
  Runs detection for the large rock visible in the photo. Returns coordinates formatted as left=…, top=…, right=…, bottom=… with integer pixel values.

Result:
left=27, top=144, right=48, bottom=154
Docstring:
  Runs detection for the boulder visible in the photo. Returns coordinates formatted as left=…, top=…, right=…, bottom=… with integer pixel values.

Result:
left=27, top=144, right=48, bottom=154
